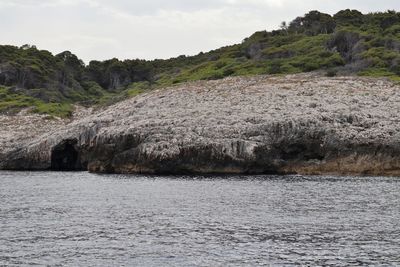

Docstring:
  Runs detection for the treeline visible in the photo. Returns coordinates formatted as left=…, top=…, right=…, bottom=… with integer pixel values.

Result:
left=0, top=9, right=400, bottom=115
left=0, top=45, right=155, bottom=103
left=241, top=9, right=400, bottom=74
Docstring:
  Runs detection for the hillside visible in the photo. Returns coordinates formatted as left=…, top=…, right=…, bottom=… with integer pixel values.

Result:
left=1, top=9, right=400, bottom=117
left=2, top=74, right=400, bottom=176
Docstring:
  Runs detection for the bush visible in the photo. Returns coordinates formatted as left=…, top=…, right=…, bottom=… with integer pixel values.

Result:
left=269, top=61, right=283, bottom=74
left=326, top=69, right=338, bottom=77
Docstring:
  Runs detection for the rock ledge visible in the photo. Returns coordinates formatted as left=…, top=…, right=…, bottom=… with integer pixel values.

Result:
left=1, top=74, right=400, bottom=176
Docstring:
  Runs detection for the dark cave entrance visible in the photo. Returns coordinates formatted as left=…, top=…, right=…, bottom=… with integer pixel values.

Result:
left=51, top=139, right=82, bottom=171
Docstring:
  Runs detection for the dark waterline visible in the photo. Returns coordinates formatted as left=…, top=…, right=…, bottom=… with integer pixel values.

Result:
left=1, top=171, right=400, bottom=266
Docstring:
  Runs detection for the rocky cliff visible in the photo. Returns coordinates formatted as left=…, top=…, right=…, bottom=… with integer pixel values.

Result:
left=1, top=73, right=400, bottom=176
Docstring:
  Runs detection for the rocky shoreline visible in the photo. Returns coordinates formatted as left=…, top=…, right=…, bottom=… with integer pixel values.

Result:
left=1, top=73, right=400, bottom=176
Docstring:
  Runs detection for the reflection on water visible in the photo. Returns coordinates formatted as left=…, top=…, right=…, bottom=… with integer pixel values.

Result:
left=1, top=171, right=400, bottom=266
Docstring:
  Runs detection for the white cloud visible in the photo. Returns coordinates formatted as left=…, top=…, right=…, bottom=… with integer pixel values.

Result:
left=0, top=0, right=399, bottom=62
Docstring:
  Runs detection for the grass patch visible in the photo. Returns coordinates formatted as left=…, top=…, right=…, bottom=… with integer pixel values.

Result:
left=32, top=102, right=74, bottom=118
left=126, top=81, right=151, bottom=97
left=358, top=68, right=400, bottom=83
left=0, top=87, right=73, bottom=118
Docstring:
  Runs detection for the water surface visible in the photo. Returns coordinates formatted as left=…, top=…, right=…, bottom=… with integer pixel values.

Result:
left=1, top=171, right=400, bottom=266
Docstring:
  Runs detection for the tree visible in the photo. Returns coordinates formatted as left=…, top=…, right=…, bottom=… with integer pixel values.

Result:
left=302, top=11, right=336, bottom=35
left=333, top=9, right=364, bottom=26
left=280, top=21, right=289, bottom=35
left=20, top=44, right=37, bottom=50
left=327, top=31, right=361, bottom=62
left=56, top=51, right=85, bottom=83
left=378, top=10, right=400, bottom=30
left=288, top=17, right=304, bottom=34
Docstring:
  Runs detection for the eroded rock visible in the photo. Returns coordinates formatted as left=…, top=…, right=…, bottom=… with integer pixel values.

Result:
left=1, top=73, right=400, bottom=176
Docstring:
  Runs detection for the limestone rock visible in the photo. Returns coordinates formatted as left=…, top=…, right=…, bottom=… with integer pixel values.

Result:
left=1, top=73, right=400, bottom=176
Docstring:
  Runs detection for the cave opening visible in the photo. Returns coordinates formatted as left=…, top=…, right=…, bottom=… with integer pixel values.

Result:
left=51, top=139, right=82, bottom=171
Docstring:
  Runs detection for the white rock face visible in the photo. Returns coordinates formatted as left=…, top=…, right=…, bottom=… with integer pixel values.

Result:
left=1, top=73, right=400, bottom=175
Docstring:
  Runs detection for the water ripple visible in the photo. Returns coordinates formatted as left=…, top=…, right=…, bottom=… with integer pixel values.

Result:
left=1, top=171, right=400, bottom=266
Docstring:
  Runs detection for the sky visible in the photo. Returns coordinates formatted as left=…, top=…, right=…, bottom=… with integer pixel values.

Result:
left=0, top=0, right=399, bottom=63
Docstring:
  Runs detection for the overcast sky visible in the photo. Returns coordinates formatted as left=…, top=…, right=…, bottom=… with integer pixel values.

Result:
left=1, top=0, right=399, bottom=62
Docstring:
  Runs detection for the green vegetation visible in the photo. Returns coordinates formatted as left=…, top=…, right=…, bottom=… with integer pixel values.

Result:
left=0, top=87, right=73, bottom=117
left=1, top=9, right=400, bottom=116
left=32, top=103, right=74, bottom=118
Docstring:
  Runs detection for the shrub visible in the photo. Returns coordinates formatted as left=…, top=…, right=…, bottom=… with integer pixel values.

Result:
left=326, top=69, right=338, bottom=77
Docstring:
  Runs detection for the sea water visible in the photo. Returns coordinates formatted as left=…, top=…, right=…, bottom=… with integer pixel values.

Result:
left=1, top=171, right=400, bottom=266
